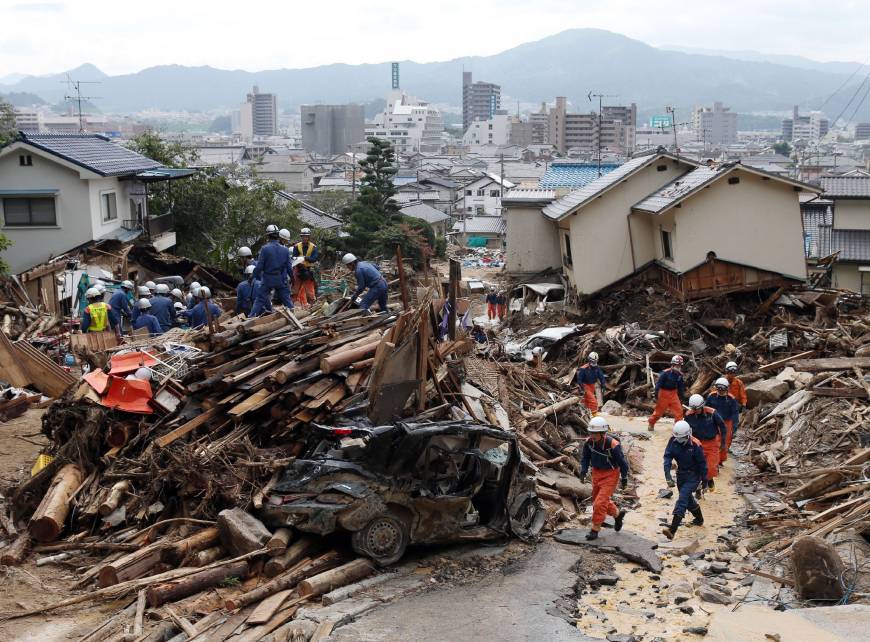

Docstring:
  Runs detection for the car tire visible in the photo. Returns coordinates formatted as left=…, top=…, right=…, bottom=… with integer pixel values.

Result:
left=351, top=512, right=410, bottom=567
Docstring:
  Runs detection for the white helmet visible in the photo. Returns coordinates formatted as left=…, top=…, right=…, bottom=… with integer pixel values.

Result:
left=588, top=416, right=609, bottom=433
left=689, top=393, right=705, bottom=409
left=245, top=264, right=256, bottom=275
left=300, top=227, right=311, bottom=235
left=714, top=377, right=729, bottom=389
left=266, top=224, right=279, bottom=235
left=342, top=253, right=357, bottom=265
left=279, top=228, right=291, bottom=241
left=137, top=286, right=151, bottom=296
left=725, top=361, right=738, bottom=372
left=155, top=283, right=170, bottom=295
left=121, top=280, right=134, bottom=290
left=238, top=246, right=252, bottom=258
left=133, top=367, right=152, bottom=381
left=85, top=287, right=101, bottom=299
left=190, top=286, right=201, bottom=298
left=200, top=286, right=212, bottom=299
left=532, top=346, right=543, bottom=355
left=173, top=301, right=184, bottom=311
left=588, top=351, right=599, bottom=362
left=171, top=288, right=183, bottom=299
left=190, top=281, right=201, bottom=290
left=138, top=298, right=152, bottom=310
left=671, top=355, right=684, bottom=366
left=95, top=283, right=106, bottom=294
left=145, top=280, right=157, bottom=291
left=673, top=420, right=692, bottom=442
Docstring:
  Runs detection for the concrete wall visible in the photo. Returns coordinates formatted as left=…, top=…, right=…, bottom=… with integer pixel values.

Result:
left=831, top=263, right=864, bottom=292
left=665, top=169, right=807, bottom=280
left=833, top=199, right=870, bottom=230
left=0, top=149, right=94, bottom=273
left=561, top=159, right=689, bottom=294
left=87, top=177, right=127, bottom=241
left=301, top=105, right=365, bottom=156
left=505, top=205, right=560, bottom=274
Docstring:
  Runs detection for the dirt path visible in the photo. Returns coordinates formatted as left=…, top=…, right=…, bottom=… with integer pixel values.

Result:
left=574, top=413, right=743, bottom=639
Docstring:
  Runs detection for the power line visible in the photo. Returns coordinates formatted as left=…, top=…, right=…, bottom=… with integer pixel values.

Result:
left=830, top=71, right=870, bottom=129
left=817, top=55, right=870, bottom=111
left=844, top=79, right=870, bottom=129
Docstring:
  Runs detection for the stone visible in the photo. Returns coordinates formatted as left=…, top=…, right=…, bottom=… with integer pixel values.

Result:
left=775, top=367, right=797, bottom=384
left=745, top=379, right=789, bottom=407
left=217, top=507, right=272, bottom=556
left=709, top=561, right=729, bottom=574
left=606, top=635, right=637, bottom=642
left=696, top=586, right=733, bottom=605
left=590, top=573, right=620, bottom=588
left=669, top=581, right=692, bottom=594
left=673, top=595, right=691, bottom=605
left=682, top=627, right=707, bottom=636
left=679, top=606, right=695, bottom=615
left=793, top=371, right=814, bottom=390
left=601, top=400, right=624, bottom=415
left=691, top=560, right=711, bottom=573
left=791, top=536, right=846, bottom=602
left=657, top=488, right=674, bottom=499
left=555, top=529, right=663, bottom=573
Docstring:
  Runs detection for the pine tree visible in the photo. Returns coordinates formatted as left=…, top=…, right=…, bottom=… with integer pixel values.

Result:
left=344, top=138, right=400, bottom=254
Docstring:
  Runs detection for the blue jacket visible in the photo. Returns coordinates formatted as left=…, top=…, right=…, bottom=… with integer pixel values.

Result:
left=109, top=289, right=131, bottom=323
left=254, top=239, right=291, bottom=287
left=485, top=293, right=498, bottom=304
left=189, top=301, right=222, bottom=329
left=580, top=435, right=629, bottom=478
left=186, top=293, right=198, bottom=310
left=655, top=367, right=685, bottom=397
left=685, top=407, right=727, bottom=447
left=663, top=436, right=708, bottom=481
left=353, top=261, right=385, bottom=298
left=132, top=312, right=162, bottom=336
left=236, top=278, right=262, bottom=315
left=705, top=392, right=739, bottom=424
left=577, top=363, right=606, bottom=387
left=149, top=295, right=176, bottom=332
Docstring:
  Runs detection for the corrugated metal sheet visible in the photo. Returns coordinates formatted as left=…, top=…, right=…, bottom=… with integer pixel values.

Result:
left=502, top=188, right=556, bottom=203
left=452, top=217, right=506, bottom=235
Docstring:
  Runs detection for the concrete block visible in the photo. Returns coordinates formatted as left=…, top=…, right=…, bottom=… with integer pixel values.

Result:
left=745, top=379, right=789, bottom=407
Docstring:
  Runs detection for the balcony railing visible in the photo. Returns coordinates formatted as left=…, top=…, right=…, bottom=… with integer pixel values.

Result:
left=147, top=213, right=175, bottom=237
left=121, top=219, right=143, bottom=232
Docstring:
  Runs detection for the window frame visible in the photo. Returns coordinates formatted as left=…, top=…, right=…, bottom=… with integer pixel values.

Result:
left=661, top=229, right=673, bottom=260
left=564, top=232, right=573, bottom=266
left=100, top=190, right=118, bottom=223
left=1, top=196, right=58, bottom=227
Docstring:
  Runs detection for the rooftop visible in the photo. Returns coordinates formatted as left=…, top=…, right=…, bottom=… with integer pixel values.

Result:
left=15, top=131, right=162, bottom=177
left=818, top=225, right=870, bottom=262
left=451, top=217, right=506, bottom=235
left=277, top=191, right=343, bottom=230
left=539, top=161, right=621, bottom=189
left=400, top=201, right=450, bottom=224
left=818, top=175, right=870, bottom=199
left=502, top=188, right=556, bottom=204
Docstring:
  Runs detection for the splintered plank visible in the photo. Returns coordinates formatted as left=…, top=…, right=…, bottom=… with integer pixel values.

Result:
left=155, top=407, right=221, bottom=448
left=228, top=389, right=272, bottom=416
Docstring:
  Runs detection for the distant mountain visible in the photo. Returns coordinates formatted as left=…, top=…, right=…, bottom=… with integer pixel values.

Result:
left=0, top=73, right=27, bottom=86
left=0, top=91, right=46, bottom=107
left=660, top=45, right=864, bottom=76
left=4, top=30, right=869, bottom=122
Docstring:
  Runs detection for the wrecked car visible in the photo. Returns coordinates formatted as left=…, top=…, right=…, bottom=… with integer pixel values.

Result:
left=504, top=325, right=581, bottom=362
left=260, top=420, right=545, bottom=566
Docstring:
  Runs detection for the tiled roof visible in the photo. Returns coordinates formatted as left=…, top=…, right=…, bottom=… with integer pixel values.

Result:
left=539, top=161, right=621, bottom=189
left=277, top=191, right=342, bottom=230
left=818, top=176, right=870, bottom=198
left=802, top=203, right=833, bottom=258
left=18, top=132, right=161, bottom=177
left=502, top=188, right=556, bottom=204
left=818, top=226, right=870, bottom=262
left=451, top=217, right=506, bottom=235
left=420, top=176, right=458, bottom=189
left=400, top=202, right=450, bottom=224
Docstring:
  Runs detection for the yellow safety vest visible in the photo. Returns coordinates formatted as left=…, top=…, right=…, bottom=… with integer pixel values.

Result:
left=86, top=302, right=109, bottom=332
left=295, top=241, right=316, bottom=267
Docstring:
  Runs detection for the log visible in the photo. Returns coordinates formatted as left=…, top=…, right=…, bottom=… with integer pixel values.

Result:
left=134, top=589, right=146, bottom=636
left=758, top=350, right=816, bottom=373
left=98, top=543, right=164, bottom=587
left=264, top=536, right=317, bottom=577
left=145, top=560, right=249, bottom=607
left=161, top=527, right=220, bottom=564
left=322, top=572, right=394, bottom=605
left=785, top=448, right=870, bottom=501
left=29, top=463, right=84, bottom=542
left=246, top=588, right=293, bottom=625
left=155, top=407, right=220, bottom=448
left=521, top=396, right=581, bottom=421
left=273, top=357, right=320, bottom=385
left=217, top=508, right=271, bottom=555
left=99, top=481, right=131, bottom=517
left=0, top=532, right=32, bottom=566
left=224, top=550, right=342, bottom=610
left=267, top=528, right=293, bottom=557
left=298, top=558, right=375, bottom=597
left=191, top=545, right=226, bottom=567
left=319, top=340, right=381, bottom=374
left=789, top=356, right=870, bottom=372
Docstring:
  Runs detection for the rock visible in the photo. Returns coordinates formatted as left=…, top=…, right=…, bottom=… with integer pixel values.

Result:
left=682, top=627, right=707, bottom=635
left=657, top=488, right=674, bottom=499
left=791, top=536, right=846, bottom=602
left=601, top=400, right=624, bottom=415
left=555, top=528, right=663, bottom=573
left=674, top=595, right=691, bottom=605
left=793, top=371, right=814, bottom=390
left=669, top=581, right=692, bottom=594
left=606, top=635, right=637, bottom=642
left=691, top=560, right=711, bottom=573
left=217, top=507, right=272, bottom=556
left=709, top=561, right=729, bottom=574
left=775, top=367, right=797, bottom=384
left=679, top=606, right=695, bottom=615
left=745, top=378, right=789, bottom=407
left=590, top=573, right=620, bottom=588
left=696, top=586, right=733, bottom=605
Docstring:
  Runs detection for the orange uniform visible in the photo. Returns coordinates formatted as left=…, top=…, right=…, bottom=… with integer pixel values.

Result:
left=727, top=375, right=747, bottom=407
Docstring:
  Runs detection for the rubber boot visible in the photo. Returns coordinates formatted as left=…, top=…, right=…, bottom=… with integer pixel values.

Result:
left=662, top=514, right=682, bottom=540
left=647, top=421, right=655, bottom=432
left=707, top=478, right=715, bottom=492
left=689, top=506, right=704, bottom=526
left=614, top=510, right=627, bottom=532
left=695, top=485, right=704, bottom=501
left=585, top=529, right=599, bottom=541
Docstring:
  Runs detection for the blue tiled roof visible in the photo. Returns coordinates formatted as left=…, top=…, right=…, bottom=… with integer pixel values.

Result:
left=539, top=162, right=620, bottom=189
left=17, top=132, right=162, bottom=177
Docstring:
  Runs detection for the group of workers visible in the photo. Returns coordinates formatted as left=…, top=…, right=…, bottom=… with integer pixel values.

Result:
left=484, top=287, right=507, bottom=322
left=575, top=350, right=748, bottom=542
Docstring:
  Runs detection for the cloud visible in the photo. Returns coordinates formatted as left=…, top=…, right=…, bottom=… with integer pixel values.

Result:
left=10, top=2, right=65, bottom=11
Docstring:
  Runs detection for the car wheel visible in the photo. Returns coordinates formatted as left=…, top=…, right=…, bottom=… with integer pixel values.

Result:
left=351, top=512, right=410, bottom=566
left=509, top=492, right=546, bottom=541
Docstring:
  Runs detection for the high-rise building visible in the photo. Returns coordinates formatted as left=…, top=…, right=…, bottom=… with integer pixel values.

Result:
left=856, top=123, right=870, bottom=140
left=240, top=85, right=277, bottom=140
left=529, top=103, right=550, bottom=146
left=366, top=90, right=443, bottom=154
left=692, top=101, right=738, bottom=146
left=781, top=106, right=828, bottom=142
left=548, top=97, right=636, bottom=155
left=462, top=72, right=501, bottom=131
left=300, top=104, right=365, bottom=156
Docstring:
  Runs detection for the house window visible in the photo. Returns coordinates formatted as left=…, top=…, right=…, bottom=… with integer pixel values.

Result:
left=564, top=233, right=573, bottom=266
left=477, top=188, right=485, bottom=196
left=661, top=229, right=673, bottom=259
left=19, top=155, right=32, bottom=166
left=101, top=192, right=118, bottom=222
left=2, top=197, right=56, bottom=226
left=465, top=189, right=472, bottom=196
left=476, top=207, right=484, bottom=215
left=489, top=189, right=499, bottom=197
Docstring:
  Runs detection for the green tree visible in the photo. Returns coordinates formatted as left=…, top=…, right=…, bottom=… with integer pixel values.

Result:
left=773, top=141, right=792, bottom=157
left=0, top=100, right=17, bottom=147
left=343, top=138, right=400, bottom=255
left=306, top=190, right=353, bottom=218
left=125, top=130, right=194, bottom=167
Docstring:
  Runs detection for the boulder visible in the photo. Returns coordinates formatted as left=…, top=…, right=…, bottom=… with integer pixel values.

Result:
left=793, top=371, right=814, bottom=390
left=696, top=586, right=733, bottom=604
left=775, top=367, right=797, bottom=384
left=745, top=379, right=789, bottom=407
left=601, top=400, right=624, bottom=415
left=791, top=536, right=846, bottom=602
left=217, top=507, right=272, bottom=556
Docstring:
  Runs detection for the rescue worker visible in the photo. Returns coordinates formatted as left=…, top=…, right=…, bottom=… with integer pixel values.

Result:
left=94, top=282, right=107, bottom=300
left=576, top=351, right=606, bottom=414
left=291, top=228, right=320, bottom=307
left=529, top=346, right=544, bottom=370
left=648, top=355, right=686, bottom=431
left=251, top=225, right=294, bottom=316
left=496, top=290, right=507, bottom=320
left=173, top=302, right=189, bottom=329
left=189, top=286, right=223, bottom=329
left=684, top=394, right=727, bottom=493
left=662, top=420, right=707, bottom=539
left=131, top=285, right=151, bottom=325
left=186, top=282, right=201, bottom=310
left=485, top=287, right=498, bottom=321
left=725, top=361, right=747, bottom=441
left=470, top=323, right=489, bottom=355
left=278, top=228, right=292, bottom=246
left=108, top=280, right=134, bottom=331
left=150, top=283, right=177, bottom=333
left=236, top=264, right=264, bottom=316
left=237, top=246, right=254, bottom=274
left=706, top=377, right=739, bottom=463
left=170, top=288, right=184, bottom=305
left=81, top=287, right=114, bottom=333
left=145, top=280, right=157, bottom=296
left=342, top=253, right=388, bottom=312
left=579, top=416, right=629, bottom=540
left=132, top=298, right=162, bottom=336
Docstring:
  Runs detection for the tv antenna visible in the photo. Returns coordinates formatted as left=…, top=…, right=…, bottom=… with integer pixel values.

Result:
left=588, top=91, right=618, bottom=176
left=662, top=106, right=690, bottom=154
left=61, top=75, right=101, bottom=133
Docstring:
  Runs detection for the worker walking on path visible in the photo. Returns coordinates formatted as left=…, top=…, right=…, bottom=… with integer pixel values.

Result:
left=251, top=225, right=294, bottom=316
left=485, top=287, right=498, bottom=321
left=342, top=253, right=388, bottom=312
left=706, top=377, right=739, bottom=463
left=579, top=416, right=629, bottom=541
left=496, top=290, right=507, bottom=319
left=725, top=361, right=747, bottom=439
left=648, top=355, right=686, bottom=431
left=291, top=228, right=320, bottom=307
left=684, top=394, right=727, bottom=493
left=81, top=288, right=115, bottom=333
left=662, top=420, right=707, bottom=539
left=132, top=299, right=162, bottom=336
left=576, top=352, right=606, bottom=414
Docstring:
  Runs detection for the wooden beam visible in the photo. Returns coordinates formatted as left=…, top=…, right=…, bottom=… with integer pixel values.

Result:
left=155, top=407, right=220, bottom=448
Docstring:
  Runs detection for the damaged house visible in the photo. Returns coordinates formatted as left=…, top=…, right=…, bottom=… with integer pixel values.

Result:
left=504, top=150, right=819, bottom=299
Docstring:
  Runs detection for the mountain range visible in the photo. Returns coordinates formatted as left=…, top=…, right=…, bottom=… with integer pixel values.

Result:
left=3, top=29, right=869, bottom=121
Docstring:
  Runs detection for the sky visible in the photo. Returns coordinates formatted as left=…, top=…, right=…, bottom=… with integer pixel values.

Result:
left=1, top=0, right=868, bottom=78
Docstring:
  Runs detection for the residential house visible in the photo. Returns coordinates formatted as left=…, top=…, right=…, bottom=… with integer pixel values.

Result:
left=451, top=216, right=505, bottom=249
left=254, top=160, right=316, bottom=192
left=0, top=132, right=190, bottom=275
left=276, top=191, right=343, bottom=231
left=400, top=201, right=451, bottom=236
left=455, top=172, right=515, bottom=217
left=502, top=189, right=557, bottom=275
left=539, top=161, right=621, bottom=190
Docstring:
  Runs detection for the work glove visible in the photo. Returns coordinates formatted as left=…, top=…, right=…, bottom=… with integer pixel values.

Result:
left=620, top=477, right=628, bottom=490
left=579, top=473, right=587, bottom=484
left=666, top=477, right=675, bottom=488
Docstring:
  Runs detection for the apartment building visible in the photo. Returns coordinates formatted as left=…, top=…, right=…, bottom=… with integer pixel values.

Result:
left=548, top=97, right=636, bottom=156
left=240, top=86, right=278, bottom=140
left=462, top=72, right=501, bottom=131
left=300, top=104, right=365, bottom=156
left=366, top=90, right=443, bottom=154
left=693, top=102, right=738, bottom=146
left=782, top=106, right=829, bottom=142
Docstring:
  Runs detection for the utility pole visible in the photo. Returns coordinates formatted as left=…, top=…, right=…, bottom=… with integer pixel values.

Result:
left=663, top=106, right=690, bottom=155
left=62, top=75, right=100, bottom=133
left=588, top=91, right=617, bottom=176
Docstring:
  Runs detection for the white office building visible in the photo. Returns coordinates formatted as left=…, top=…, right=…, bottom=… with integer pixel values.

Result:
left=365, top=90, right=443, bottom=154
left=462, top=113, right=512, bottom=147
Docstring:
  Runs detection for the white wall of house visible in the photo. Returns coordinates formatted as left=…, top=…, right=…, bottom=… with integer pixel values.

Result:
left=560, top=160, right=690, bottom=294
left=833, top=200, right=870, bottom=230
left=87, top=177, right=128, bottom=241
left=457, top=177, right=503, bottom=216
left=505, top=204, right=561, bottom=273
left=663, top=169, right=808, bottom=280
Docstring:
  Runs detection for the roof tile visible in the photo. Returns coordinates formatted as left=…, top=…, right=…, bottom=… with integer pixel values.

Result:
left=19, top=132, right=161, bottom=177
